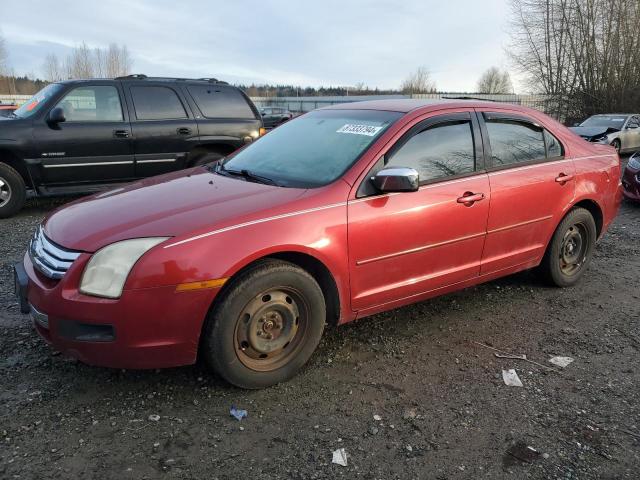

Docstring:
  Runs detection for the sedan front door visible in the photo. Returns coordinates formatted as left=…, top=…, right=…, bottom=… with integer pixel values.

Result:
left=348, top=112, right=490, bottom=311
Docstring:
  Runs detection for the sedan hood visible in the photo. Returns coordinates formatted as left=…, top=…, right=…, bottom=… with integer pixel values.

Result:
left=43, top=167, right=307, bottom=252
left=569, top=126, right=619, bottom=139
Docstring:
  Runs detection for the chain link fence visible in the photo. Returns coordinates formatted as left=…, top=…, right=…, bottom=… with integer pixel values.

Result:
left=252, top=93, right=563, bottom=121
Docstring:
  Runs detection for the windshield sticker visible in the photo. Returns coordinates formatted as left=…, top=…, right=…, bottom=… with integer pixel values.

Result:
left=336, top=124, right=383, bottom=136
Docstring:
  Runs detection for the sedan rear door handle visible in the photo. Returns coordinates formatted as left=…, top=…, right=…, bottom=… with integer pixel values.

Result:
left=457, top=192, right=485, bottom=205
left=555, top=173, right=574, bottom=184
left=177, top=127, right=192, bottom=135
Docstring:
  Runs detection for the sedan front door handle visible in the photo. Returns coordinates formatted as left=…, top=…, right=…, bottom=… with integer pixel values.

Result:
left=457, top=192, right=485, bottom=206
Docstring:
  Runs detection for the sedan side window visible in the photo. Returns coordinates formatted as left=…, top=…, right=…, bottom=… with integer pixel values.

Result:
left=544, top=130, right=563, bottom=158
left=485, top=120, right=546, bottom=167
left=627, top=116, right=640, bottom=129
left=386, top=121, right=476, bottom=183
left=54, top=86, right=124, bottom=122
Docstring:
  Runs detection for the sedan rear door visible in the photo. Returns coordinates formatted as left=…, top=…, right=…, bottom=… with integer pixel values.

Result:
left=478, top=110, right=575, bottom=274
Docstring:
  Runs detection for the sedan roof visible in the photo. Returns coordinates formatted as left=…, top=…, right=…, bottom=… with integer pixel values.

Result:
left=323, top=98, right=517, bottom=113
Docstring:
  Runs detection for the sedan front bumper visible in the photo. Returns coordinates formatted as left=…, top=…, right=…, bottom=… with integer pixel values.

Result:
left=21, top=252, right=220, bottom=369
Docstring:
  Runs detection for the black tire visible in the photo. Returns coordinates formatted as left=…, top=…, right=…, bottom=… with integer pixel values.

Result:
left=539, top=207, right=597, bottom=287
left=611, top=139, right=621, bottom=153
left=0, top=163, right=26, bottom=218
left=191, top=152, right=224, bottom=167
left=202, top=259, right=326, bottom=389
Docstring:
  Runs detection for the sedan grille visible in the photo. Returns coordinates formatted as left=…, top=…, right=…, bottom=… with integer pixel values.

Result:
left=29, top=226, right=81, bottom=280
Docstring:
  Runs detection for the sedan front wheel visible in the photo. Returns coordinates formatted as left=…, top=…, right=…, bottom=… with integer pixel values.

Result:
left=202, top=259, right=326, bottom=389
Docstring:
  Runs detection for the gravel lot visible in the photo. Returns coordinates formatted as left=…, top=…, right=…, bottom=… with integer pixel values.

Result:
left=1, top=188, right=639, bottom=479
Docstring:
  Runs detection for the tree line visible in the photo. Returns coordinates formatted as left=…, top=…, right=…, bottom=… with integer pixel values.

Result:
left=509, top=0, right=640, bottom=121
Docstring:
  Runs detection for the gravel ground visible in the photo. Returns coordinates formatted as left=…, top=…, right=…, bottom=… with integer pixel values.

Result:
left=1, top=191, right=639, bottom=479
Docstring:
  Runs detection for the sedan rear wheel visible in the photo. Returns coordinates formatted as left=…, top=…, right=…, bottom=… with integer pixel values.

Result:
left=202, top=259, right=326, bottom=389
left=539, top=207, right=596, bottom=287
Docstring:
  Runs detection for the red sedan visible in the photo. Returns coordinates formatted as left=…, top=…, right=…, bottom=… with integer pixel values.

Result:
left=15, top=100, right=622, bottom=388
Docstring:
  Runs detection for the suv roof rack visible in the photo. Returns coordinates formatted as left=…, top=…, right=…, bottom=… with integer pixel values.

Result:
left=114, top=74, right=229, bottom=85
left=115, top=74, right=148, bottom=80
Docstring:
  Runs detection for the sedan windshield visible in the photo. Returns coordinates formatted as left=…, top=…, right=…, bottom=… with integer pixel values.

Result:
left=222, top=109, right=402, bottom=188
left=13, top=83, right=64, bottom=119
left=580, top=115, right=627, bottom=130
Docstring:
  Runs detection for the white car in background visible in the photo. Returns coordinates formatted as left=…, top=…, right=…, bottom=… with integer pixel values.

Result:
left=570, top=114, right=640, bottom=153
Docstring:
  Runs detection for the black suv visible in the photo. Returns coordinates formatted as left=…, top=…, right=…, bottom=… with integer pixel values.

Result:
left=0, top=75, right=263, bottom=217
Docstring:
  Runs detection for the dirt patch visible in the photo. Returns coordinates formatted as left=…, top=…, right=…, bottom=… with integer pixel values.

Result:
left=1, top=196, right=639, bottom=479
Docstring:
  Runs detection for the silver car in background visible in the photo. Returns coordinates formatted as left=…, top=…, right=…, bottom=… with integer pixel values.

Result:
left=570, top=114, right=640, bottom=153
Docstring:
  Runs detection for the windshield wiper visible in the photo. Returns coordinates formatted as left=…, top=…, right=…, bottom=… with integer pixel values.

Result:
left=216, top=163, right=279, bottom=186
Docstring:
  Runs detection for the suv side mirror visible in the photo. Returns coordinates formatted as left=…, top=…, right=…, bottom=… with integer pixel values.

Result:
left=371, top=167, right=419, bottom=193
left=48, top=107, right=66, bottom=124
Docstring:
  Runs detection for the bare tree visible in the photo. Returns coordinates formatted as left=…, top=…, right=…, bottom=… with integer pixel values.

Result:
left=42, top=53, right=63, bottom=82
left=41, top=42, right=133, bottom=80
left=477, top=67, right=514, bottom=94
left=400, top=67, right=436, bottom=94
left=105, top=43, right=131, bottom=77
left=0, top=30, right=8, bottom=75
left=508, top=0, right=640, bottom=120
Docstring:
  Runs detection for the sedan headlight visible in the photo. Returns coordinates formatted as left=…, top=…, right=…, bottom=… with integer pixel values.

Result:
left=80, top=237, right=168, bottom=299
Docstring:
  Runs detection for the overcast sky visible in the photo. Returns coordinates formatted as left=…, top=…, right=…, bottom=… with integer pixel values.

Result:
left=1, top=0, right=520, bottom=92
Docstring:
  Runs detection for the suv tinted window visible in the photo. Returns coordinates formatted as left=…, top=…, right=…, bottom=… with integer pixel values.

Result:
left=485, top=120, right=546, bottom=166
left=387, top=120, right=475, bottom=182
left=187, top=85, right=255, bottom=119
left=55, top=86, right=123, bottom=122
left=130, top=86, right=187, bottom=120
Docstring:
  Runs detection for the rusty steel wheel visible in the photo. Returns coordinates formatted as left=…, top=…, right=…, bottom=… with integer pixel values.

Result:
left=202, top=259, right=326, bottom=389
left=234, top=287, right=309, bottom=372
left=559, top=222, right=589, bottom=276
left=540, top=207, right=596, bottom=287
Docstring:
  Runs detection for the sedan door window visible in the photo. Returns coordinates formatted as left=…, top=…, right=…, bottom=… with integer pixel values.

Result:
left=485, top=119, right=546, bottom=167
left=386, top=120, right=476, bottom=183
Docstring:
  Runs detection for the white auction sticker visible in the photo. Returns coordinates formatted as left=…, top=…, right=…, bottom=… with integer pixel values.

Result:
left=336, top=124, right=383, bottom=136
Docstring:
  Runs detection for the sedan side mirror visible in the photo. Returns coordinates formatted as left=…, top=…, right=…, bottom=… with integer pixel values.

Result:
left=48, top=107, right=66, bottom=124
left=371, top=167, right=419, bottom=193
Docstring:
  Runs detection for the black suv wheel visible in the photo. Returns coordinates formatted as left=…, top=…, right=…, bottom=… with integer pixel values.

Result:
left=0, top=163, right=26, bottom=218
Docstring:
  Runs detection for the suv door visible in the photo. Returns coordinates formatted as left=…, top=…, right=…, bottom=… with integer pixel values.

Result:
left=125, top=83, right=198, bottom=177
left=348, top=111, right=490, bottom=310
left=478, top=110, right=575, bottom=274
left=34, top=83, right=134, bottom=185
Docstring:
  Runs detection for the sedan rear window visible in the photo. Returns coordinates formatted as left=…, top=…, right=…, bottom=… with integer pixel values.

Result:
left=223, top=109, right=402, bottom=188
left=486, top=120, right=547, bottom=166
